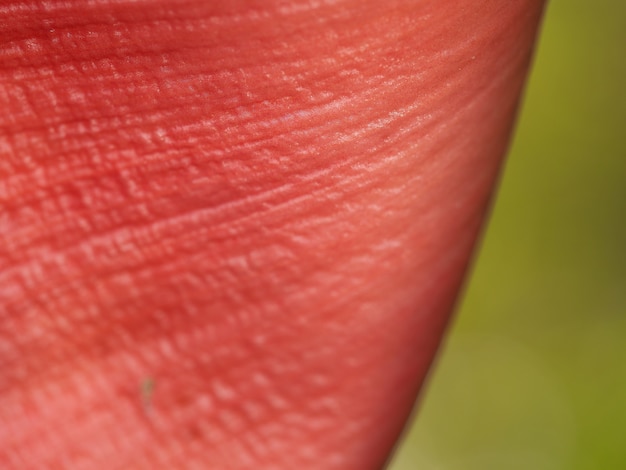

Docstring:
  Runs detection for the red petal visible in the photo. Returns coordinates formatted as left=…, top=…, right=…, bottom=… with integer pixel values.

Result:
left=0, top=1, right=545, bottom=468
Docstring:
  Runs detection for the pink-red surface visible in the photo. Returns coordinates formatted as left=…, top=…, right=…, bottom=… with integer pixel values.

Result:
left=0, top=1, right=544, bottom=468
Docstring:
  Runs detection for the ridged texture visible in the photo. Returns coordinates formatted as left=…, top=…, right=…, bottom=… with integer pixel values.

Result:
left=0, top=1, right=544, bottom=469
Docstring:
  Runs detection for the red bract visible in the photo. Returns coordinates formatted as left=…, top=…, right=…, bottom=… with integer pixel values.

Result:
left=0, top=1, right=545, bottom=469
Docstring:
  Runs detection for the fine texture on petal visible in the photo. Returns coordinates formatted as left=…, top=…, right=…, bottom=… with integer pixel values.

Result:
left=0, top=1, right=544, bottom=469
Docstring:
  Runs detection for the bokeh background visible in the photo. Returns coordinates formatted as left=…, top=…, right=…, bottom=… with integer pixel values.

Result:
left=389, top=1, right=626, bottom=469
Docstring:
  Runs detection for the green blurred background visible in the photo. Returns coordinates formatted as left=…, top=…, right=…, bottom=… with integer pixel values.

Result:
left=389, top=1, right=626, bottom=469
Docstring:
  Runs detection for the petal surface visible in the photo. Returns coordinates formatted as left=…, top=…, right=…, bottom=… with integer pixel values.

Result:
left=0, top=1, right=544, bottom=469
